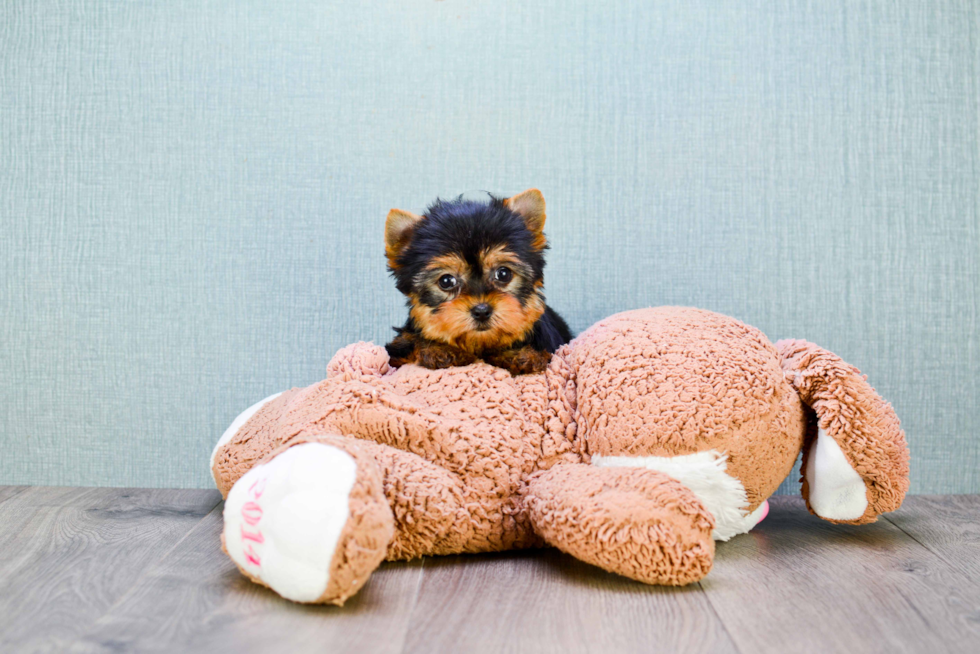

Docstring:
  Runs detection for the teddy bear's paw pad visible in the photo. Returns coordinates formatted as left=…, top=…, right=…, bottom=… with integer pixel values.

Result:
left=805, top=428, right=869, bottom=521
left=223, top=442, right=357, bottom=602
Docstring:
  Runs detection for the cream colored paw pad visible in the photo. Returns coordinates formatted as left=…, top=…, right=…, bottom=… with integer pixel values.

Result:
left=223, top=442, right=357, bottom=602
left=805, top=428, right=869, bottom=520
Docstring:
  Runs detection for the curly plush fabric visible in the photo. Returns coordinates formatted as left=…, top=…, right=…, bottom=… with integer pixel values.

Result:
left=777, top=339, right=910, bottom=524
left=212, top=307, right=910, bottom=604
left=564, top=308, right=807, bottom=509
left=525, top=464, right=715, bottom=585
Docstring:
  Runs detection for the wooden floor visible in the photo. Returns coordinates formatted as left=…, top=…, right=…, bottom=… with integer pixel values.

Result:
left=0, top=489, right=978, bottom=654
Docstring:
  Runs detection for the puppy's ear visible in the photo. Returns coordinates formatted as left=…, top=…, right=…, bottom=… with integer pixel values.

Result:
left=385, top=209, right=423, bottom=268
left=504, top=188, right=546, bottom=249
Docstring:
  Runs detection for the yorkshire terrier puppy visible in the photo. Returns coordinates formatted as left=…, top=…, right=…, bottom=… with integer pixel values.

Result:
left=384, top=188, right=572, bottom=376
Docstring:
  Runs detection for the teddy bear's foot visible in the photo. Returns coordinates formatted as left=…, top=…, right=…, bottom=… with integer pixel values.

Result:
left=778, top=339, right=909, bottom=524
left=592, top=450, right=768, bottom=541
left=804, top=428, right=869, bottom=520
left=525, top=463, right=716, bottom=586
left=222, top=437, right=394, bottom=604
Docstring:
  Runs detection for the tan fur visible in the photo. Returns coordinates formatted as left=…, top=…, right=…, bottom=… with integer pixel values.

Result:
left=410, top=290, right=544, bottom=353
left=483, top=345, right=552, bottom=375
left=412, top=338, right=478, bottom=369
left=424, top=253, right=468, bottom=278
left=403, top=242, right=544, bottom=358
left=214, top=308, right=909, bottom=603
left=480, top=245, right=528, bottom=281
left=504, top=188, right=547, bottom=250
left=385, top=208, right=423, bottom=269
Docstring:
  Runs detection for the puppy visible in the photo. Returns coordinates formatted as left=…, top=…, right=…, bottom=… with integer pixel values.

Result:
left=384, top=189, right=572, bottom=375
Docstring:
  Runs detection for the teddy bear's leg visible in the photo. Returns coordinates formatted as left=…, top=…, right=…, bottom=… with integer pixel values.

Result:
left=221, top=434, right=393, bottom=605
left=777, top=339, right=910, bottom=524
left=212, top=387, right=310, bottom=497
left=210, top=390, right=284, bottom=488
left=524, top=463, right=716, bottom=585
left=352, top=440, right=474, bottom=560
left=222, top=434, right=472, bottom=604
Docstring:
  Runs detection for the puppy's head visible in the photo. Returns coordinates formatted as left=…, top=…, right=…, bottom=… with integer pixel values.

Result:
left=385, top=189, right=549, bottom=353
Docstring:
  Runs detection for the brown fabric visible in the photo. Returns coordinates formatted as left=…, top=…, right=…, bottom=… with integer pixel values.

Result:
left=212, top=386, right=304, bottom=499
left=561, top=308, right=807, bottom=509
left=355, top=440, right=481, bottom=559
left=216, top=356, right=550, bottom=553
left=525, top=464, right=715, bottom=585
left=777, top=339, right=910, bottom=524
left=326, top=340, right=392, bottom=380
left=213, top=307, right=909, bottom=600
left=310, top=435, right=395, bottom=605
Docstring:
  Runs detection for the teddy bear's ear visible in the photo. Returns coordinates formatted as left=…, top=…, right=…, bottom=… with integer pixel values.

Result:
left=504, top=188, right=547, bottom=250
left=385, top=209, right=423, bottom=269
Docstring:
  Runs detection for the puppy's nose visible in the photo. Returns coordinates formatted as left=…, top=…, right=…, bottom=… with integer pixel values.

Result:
left=470, top=303, right=493, bottom=322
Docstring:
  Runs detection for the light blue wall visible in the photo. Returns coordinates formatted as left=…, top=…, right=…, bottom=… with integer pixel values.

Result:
left=1, top=1, right=977, bottom=492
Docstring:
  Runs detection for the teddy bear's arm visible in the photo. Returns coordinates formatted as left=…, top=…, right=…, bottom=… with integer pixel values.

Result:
left=777, top=339, right=910, bottom=525
left=523, top=464, right=716, bottom=585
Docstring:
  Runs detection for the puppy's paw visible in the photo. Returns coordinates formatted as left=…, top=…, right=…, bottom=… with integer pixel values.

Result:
left=415, top=341, right=478, bottom=369
left=485, top=347, right=552, bottom=376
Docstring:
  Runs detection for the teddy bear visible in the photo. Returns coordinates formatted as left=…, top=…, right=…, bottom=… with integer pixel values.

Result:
left=210, top=307, right=909, bottom=605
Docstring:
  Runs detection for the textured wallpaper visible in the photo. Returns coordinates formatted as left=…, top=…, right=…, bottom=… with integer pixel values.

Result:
left=1, top=0, right=977, bottom=492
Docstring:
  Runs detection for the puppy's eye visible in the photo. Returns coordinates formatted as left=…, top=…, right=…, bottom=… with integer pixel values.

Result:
left=494, top=267, right=513, bottom=284
left=437, top=274, right=458, bottom=291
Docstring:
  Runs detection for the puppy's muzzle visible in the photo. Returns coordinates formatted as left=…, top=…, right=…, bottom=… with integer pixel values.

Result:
left=470, top=303, right=493, bottom=327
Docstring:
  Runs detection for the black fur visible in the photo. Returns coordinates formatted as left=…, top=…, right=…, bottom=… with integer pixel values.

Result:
left=529, top=305, right=573, bottom=354
left=385, top=320, right=419, bottom=360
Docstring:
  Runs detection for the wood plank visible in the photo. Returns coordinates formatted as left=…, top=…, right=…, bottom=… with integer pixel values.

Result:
left=0, top=485, right=30, bottom=504
left=0, top=487, right=220, bottom=653
left=1, top=490, right=974, bottom=653
left=885, top=495, right=980, bottom=581
left=69, top=503, right=425, bottom=654
left=701, top=496, right=980, bottom=654
left=403, top=548, right=738, bottom=654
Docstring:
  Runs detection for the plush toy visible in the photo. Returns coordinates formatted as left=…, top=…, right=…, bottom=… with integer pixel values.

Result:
left=210, top=307, right=909, bottom=605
